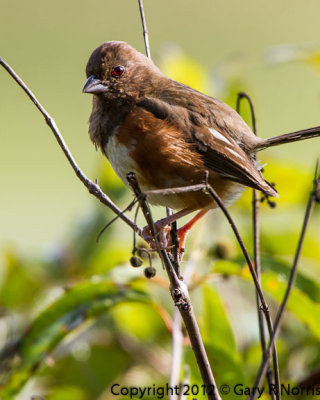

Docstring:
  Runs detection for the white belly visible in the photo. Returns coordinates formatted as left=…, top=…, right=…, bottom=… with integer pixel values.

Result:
left=104, top=135, right=140, bottom=187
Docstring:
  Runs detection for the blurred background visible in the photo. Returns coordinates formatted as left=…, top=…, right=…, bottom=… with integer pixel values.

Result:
left=1, top=0, right=320, bottom=399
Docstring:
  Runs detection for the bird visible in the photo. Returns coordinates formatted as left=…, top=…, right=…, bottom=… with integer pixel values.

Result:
left=83, top=41, right=320, bottom=252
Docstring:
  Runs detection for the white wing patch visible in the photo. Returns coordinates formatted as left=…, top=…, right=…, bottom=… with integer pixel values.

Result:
left=225, top=147, right=246, bottom=161
left=209, top=128, right=232, bottom=145
left=209, top=127, right=247, bottom=162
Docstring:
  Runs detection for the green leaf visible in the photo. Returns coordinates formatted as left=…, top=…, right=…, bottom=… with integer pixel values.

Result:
left=0, top=278, right=149, bottom=399
left=47, top=385, right=87, bottom=400
left=159, top=48, right=210, bottom=94
left=111, top=301, right=167, bottom=342
left=214, top=256, right=320, bottom=304
left=0, top=248, right=44, bottom=308
left=182, top=284, right=247, bottom=400
left=48, top=345, right=131, bottom=399
left=260, top=255, right=320, bottom=303
left=262, top=273, right=320, bottom=340
left=202, top=285, right=236, bottom=355
left=213, top=259, right=320, bottom=339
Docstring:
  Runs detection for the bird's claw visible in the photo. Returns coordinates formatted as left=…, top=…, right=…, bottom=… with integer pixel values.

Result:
left=141, top=224, right=186, bottom=262
left=141, top=225, right=172, bottom=251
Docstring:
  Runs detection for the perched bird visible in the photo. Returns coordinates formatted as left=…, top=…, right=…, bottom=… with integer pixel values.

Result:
left=83, top=41, right=320, bottom=250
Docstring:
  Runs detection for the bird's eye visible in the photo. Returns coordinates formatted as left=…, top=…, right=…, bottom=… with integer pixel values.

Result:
left=111, top=65, right=125, bottom=77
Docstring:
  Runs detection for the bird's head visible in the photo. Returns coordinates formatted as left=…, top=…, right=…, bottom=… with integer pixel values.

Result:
left=83, top=41, right=160, bottom=101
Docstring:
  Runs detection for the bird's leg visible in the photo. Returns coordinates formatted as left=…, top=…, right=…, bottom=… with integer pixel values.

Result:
left=177, top=210, right=208, bottom=256
left=142, top=208, right=208, bottom=255
left=142, top=208, right=193, bottom=249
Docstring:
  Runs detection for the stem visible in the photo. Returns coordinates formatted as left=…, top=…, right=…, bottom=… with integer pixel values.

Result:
left=204, top=183, right=270, bottom=317
left=143, top=178, right=273, bottom=333
left=169, top=252, right=199, bottom=399
left=236, top=92, right=257, bottom=134
left=237, top=92, right=279, bottom=399
left=253, top=188, right=278, bottom=399
left=137, top=0, right=151, bottom=59
left=0, top=57, right=141, bottom=236
left=251, top=164, right=320, bottom=400
left=168, top=208, right=183, bottom=400
left=127, top=173, right=221, bottom=400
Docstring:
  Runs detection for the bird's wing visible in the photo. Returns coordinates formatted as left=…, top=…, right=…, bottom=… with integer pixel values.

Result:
left=137, top=96, right=277, bottom=197
left=192, top=127, right=277, bottom=197
left=158, top=79, right=262, bottom=152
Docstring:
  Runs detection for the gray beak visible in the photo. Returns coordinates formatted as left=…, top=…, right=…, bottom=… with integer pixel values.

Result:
left=82, top=75, right=108, bottom=94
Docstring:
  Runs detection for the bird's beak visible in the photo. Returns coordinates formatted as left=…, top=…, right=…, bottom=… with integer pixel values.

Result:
left=82, top=75, right=108, bottom=94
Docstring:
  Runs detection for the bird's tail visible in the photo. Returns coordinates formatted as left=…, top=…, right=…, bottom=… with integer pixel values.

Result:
left=255, top=126, right=320, bottom=151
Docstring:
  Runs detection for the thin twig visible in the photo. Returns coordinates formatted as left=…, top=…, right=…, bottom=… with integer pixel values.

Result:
left=145, top=184, right=207, bottom=196
left=144, top=180, right=275, bottom=325
left=204, top=181, right=283, bottom=399
left=144, top=179, right=274, bottom=333
left=253, top=184, right=279, bottom=400
left=137, top=0, right=151, bottom=59
left=236, top=92, right=257, bottom=134
left=127, top=172, right=221, bottom=400
left=203, top=182, right=271, bottom=317
left=96, top=198, right=139, bottom=243
left=237, top=92, right=279, bottom=399
left=169, top=251, right=198, bottom=400
left=251, top=162, right=320, bottom=400
left=0, top=57, right=142, bottom=236
left=133, top=202, right=141, bottom=252
left=169, top=217, right=182, bottom=278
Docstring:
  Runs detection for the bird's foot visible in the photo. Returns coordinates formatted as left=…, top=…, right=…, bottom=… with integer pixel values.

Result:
left=141, top=224, right=172, bottom=251
left=141, top=223, right=187, bottom=261
left=176, top=226, right=189, bottom=260
left=141, top=224, right=186, bottom=265
left=177, top=209, right=209, bottom=260
left=141, top=210, right=208, bottom=262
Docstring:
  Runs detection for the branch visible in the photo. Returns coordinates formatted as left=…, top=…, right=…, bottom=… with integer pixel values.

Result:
left=127, top=172, right=221, bottom=400
left=0, top=57, right=142, bottom=236
left=204, top=182, right=273, bottom=317
left=144, top=184, right=207, bottom=196
left=169, top=253, right=198, bottom=400
left=236, top=92, right=257, bottom=134
left=145, top=182, right=269, bottom=314
left=144, top=177, right=278, bottom=388
left=137, top=0, right=151, bottom=59
left=237, top=92, right=279, bottom=399
left=251, top=160, right=320, bottom=399
left=168, top=211, right=183, bottom=399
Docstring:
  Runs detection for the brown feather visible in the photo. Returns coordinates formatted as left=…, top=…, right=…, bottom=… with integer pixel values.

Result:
left=84, top=41, right=283, bottom=213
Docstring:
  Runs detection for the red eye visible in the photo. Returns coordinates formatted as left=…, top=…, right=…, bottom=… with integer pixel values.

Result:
left=111, top=65, right=125, bottom=77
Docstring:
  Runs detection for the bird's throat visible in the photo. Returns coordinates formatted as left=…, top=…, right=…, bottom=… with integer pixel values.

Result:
left=89, top=97, right=132, bottom=151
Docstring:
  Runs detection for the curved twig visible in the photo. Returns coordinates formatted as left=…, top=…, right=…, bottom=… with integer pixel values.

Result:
left=127, top=173, right=221, bottom=400
left=237, top=92, right=279, bottom=399
left=251, top=161, right=320, bottom=400
left=0, top=57, right=142, bottom=236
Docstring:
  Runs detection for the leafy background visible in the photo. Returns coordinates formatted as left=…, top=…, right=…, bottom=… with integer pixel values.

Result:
left=1, top=0, right=320, bottom=399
